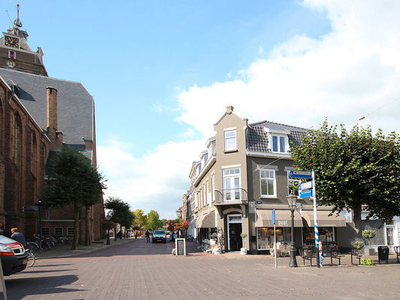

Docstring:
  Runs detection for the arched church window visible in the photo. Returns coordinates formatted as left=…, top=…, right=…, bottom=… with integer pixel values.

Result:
left=11, top=112, right=21, bottom=164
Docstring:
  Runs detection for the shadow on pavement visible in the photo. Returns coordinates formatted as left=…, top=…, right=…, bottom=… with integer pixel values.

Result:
left=5, top=275, right=81, bottom=300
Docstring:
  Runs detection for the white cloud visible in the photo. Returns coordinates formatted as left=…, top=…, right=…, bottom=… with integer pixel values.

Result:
left=178, top=0, right=400, bottom=135
left=98, top=139, right=203, bottom=219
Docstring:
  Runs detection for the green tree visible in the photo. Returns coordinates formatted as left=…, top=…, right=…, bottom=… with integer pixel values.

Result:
left=291, top=120, right=400, bottom=230
left=40, top=147, right=105, bottom=250
left=160, top=219, right=168, bottom=228
left=145, top=210, right=161, bottom=230
left=105, top=197, right=134, bottom=239
left=133, top=209, right=147, bottom=229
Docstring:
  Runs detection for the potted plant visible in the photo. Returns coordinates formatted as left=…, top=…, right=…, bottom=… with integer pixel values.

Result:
left=352, top=240, right=365, bottom=251
left=362, top=229, right=376, bottom=255
left=240, top=233, right=248, bottom=255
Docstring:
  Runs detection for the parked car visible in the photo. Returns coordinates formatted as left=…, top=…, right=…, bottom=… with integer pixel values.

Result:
left=0, top=235, right=28, bottom=276
left=152, top=230, right=167, bottom=243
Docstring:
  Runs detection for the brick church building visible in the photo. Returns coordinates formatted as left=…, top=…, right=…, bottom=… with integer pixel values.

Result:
left=0, top=5, right=104, bottom=243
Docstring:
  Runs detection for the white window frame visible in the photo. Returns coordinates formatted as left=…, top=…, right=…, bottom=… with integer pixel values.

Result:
left=67, top=227, right=74, bottom=235
left=260, top=169, right=276, bottom=198
left=271, top=135, right=287, bottom=153
left=223, top=168, right=241, bottom=201
left=224, top=129, right=237, bottom=151
left=211, top=174, right=215, bottom=203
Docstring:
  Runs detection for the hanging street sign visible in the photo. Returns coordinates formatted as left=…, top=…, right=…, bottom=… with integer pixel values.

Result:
left=289, top=170, right=312, bottom=179
left=300, top=181, right=313, bottom=191
left=299, top=189, right=313, bottom=199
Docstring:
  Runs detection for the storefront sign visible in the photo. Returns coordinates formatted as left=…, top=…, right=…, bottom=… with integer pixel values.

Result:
left=277, top=220, right=288, bottom=227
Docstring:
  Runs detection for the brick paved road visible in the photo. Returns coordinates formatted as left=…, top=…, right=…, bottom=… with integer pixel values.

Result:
left=4, top=239, right=400, bottom=300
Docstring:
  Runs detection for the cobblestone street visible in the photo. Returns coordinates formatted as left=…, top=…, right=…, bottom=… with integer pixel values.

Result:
left=4, top=239, right=400, bottom=300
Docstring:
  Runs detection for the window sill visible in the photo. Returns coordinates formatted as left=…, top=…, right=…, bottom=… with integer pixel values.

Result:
left=224, top=149, right=238, bottom=154
left=260, top=196, right=277, bottom=199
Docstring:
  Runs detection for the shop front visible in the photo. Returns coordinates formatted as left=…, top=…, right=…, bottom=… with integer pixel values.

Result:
left=196, top=211, right=216, bottom=241
left=255, top=209, right=347, bottom=253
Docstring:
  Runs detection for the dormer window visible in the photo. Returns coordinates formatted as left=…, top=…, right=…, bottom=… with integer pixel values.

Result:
left=225, top=129, right=237, bottom=151
left=272, top=135, right=286, bottom=153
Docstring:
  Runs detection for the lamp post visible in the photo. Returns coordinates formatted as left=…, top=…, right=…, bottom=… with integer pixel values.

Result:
left=105, top=211, right=113, bottom=245
left=287, top=194, right=298, bottom=267
left=176, top=208, right=182, bottom=238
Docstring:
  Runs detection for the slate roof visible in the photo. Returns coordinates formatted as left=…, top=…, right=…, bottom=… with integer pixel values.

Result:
left=0, top=68, right=94, bottom=145
left=247, top=120, right=309, bottom=153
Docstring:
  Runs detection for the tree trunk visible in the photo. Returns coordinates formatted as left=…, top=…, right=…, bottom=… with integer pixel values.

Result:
left=352, top=205, right=362, bottom=235
left=85, top=206, right=91, bottom=246
left=72, top=204, right=80, bottom=250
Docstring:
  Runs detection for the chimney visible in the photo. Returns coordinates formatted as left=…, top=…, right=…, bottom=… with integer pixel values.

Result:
left=226, top=105, right=234, bottom=114
left=46, top=86, right=57, bottom=130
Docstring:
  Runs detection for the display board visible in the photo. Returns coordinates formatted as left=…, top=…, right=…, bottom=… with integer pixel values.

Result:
left=175, top=238, right=186, bottom=256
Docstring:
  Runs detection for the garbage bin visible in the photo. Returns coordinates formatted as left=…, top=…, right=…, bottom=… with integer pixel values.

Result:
left=378, top=246, right=389, bottom=264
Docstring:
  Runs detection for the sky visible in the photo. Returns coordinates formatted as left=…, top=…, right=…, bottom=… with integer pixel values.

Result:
left=3, top=0, right=400, bottom=220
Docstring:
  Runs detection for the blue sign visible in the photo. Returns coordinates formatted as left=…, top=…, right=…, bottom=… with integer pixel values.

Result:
left=289, top=170, right=312, bottom=179
left=300, top=189, right=313, bottom=199
left=256, top=201, right=263, bottom=204
left=272, top=210, right=275, bottom=224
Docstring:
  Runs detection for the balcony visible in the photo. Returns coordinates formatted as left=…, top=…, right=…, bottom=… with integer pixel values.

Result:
left=215, top=188, right=248, bottom=205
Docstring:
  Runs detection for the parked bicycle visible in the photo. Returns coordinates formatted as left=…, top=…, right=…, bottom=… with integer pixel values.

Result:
left=25, top=248, right=36, bottom=267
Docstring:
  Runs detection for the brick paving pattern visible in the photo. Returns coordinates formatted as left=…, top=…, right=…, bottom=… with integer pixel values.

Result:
left=3, top=238, right=400, bottom=300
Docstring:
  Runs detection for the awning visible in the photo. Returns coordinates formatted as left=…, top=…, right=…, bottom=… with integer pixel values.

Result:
left=303, top=210, right=346, bottom=227
left=196, top=211, right=216, bottom=228
left=256, top=210, right=303, bottom=227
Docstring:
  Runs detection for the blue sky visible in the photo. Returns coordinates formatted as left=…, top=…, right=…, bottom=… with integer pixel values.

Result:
left=4, top=1, right=400, bottom=219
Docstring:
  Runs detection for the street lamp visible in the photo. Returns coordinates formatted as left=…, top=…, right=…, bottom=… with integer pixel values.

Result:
left=287, top=194, right=298, bottom=267
left=105, top=211, right=113, bottom=245
left=176, top=208, right=182, bottom=218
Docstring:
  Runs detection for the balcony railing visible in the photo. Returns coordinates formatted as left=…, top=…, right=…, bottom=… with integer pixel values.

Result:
left=215, top=188, right=248, bottom=205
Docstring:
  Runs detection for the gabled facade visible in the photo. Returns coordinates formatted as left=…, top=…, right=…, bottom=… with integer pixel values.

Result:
left=186, top=106, right=351, bottom=254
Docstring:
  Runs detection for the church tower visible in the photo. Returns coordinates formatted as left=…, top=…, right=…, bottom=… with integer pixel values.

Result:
left=0, top=4, right=48, bottom=76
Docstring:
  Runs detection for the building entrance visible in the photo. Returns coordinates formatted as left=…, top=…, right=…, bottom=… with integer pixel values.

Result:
left=227, top=214, right=242, bottom=251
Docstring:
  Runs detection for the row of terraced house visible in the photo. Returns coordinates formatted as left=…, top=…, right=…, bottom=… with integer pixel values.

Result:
left=180, top=106, right=400, bottom=255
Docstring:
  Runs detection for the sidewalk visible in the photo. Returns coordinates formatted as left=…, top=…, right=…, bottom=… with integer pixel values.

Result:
left=33, top=237, right=136, bottom=259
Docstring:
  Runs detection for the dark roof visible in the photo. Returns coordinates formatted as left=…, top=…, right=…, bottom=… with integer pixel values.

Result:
left=0, top=68, right=94, bottom=145
left=247, top=120, right=308, bottom=153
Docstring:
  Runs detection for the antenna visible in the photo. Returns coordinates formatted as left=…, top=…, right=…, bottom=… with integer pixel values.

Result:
left=6, top=10, right=13, bottom=26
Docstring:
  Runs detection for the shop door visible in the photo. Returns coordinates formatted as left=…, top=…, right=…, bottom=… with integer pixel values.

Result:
left=229, top=223, right=242, bottom=251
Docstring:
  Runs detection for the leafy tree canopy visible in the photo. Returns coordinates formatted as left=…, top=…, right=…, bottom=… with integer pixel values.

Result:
left=39, top=147, right=105, bottom=249
left=145, top=210, right=161, bottom=230
left=133, top=209, right=147, bottom=228
left=105, top=197, right=134, bottom=228
left=291, top=120, right=400, bottom=229
left=40, top=147, right=105, bottom=208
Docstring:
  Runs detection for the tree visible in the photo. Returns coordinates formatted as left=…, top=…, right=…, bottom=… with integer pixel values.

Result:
left=105, top=197, right=134, bottom=239
left=145, top=210, right=161, bottom=230
left=291, top=120, right=400, bottom=230
left=133, top=209, right=147, bottom=229
left=40, top=147, right=105, bottom=250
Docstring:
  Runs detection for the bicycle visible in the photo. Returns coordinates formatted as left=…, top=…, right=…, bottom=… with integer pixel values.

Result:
left=25, top=248, right=36, bottom=267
